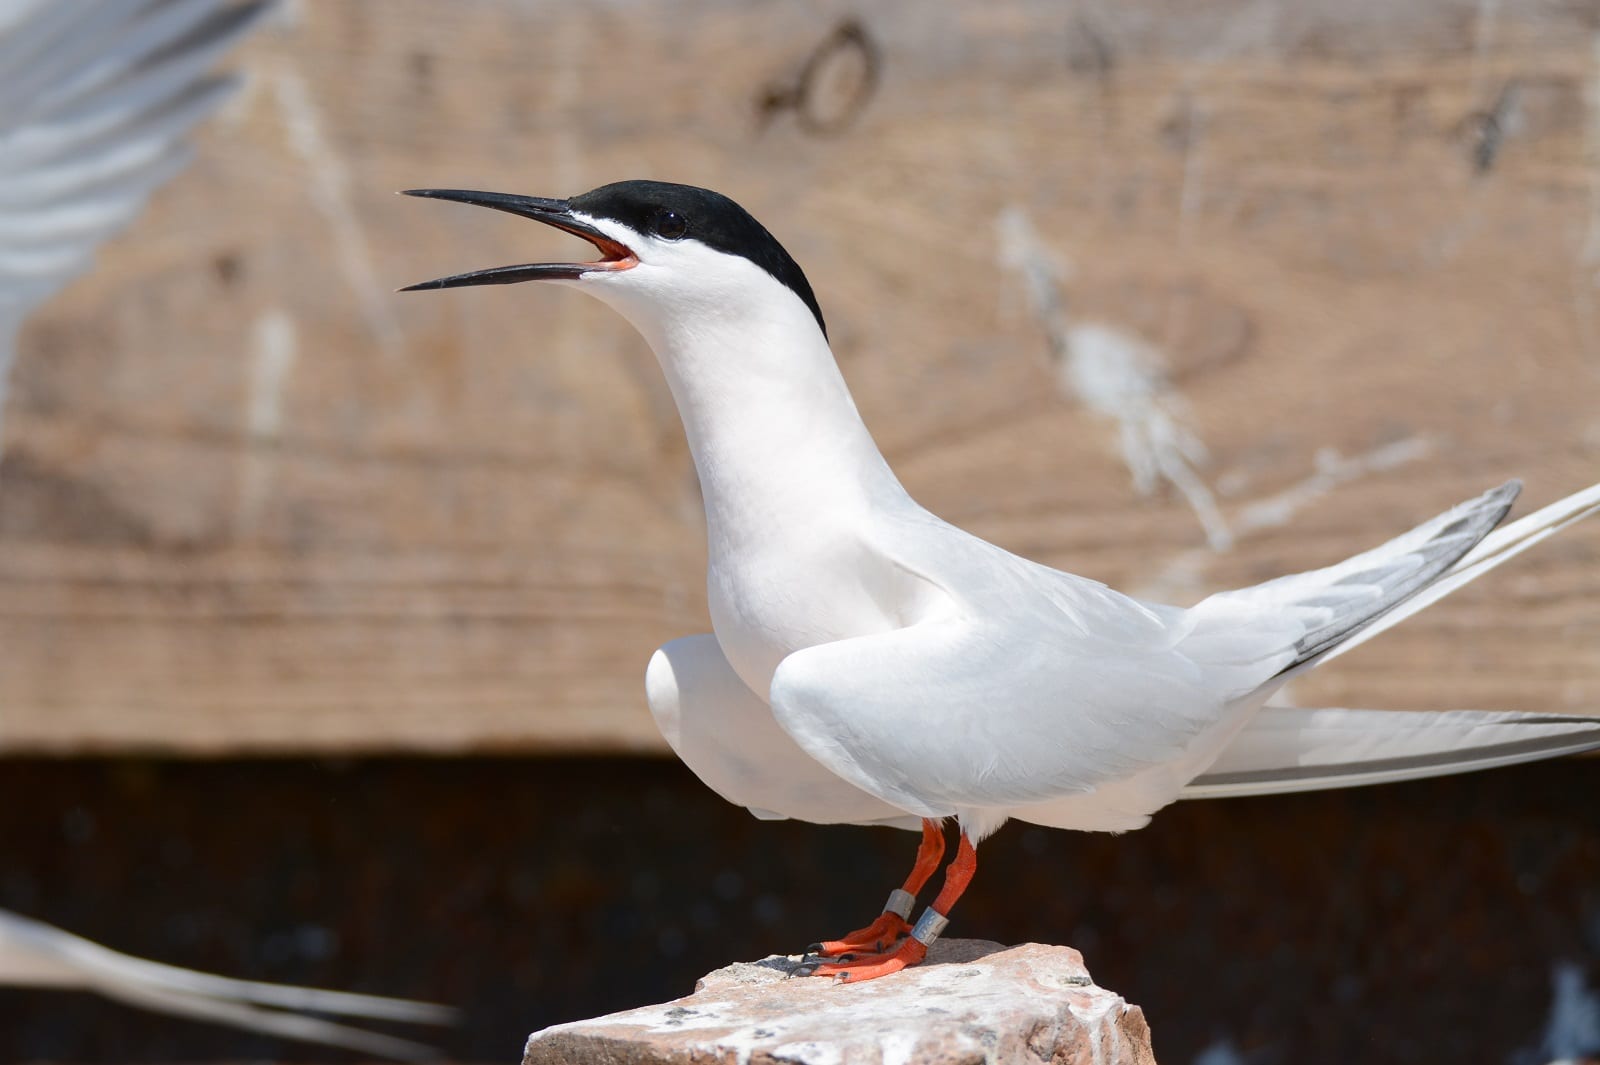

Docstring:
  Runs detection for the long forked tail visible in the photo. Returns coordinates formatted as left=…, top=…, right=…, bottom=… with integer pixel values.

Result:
left=1184, top=706, right=1600, bottom=798
left=1186, top=479, right=1600, bottom=796
left=0, top=909, right=455, bottom=1060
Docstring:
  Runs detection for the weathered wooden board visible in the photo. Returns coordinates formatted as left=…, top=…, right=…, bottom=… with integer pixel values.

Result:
left=3, top=0, right=1599, bottom=753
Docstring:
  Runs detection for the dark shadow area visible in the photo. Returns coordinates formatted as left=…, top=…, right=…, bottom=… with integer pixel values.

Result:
left=0, top=757, right=1595, bottom=1064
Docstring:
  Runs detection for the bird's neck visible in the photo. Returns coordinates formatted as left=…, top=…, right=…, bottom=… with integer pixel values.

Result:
left=630, top=307, right=908, bottom=550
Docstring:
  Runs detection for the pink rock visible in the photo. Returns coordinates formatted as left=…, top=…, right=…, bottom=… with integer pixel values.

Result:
left=524, top=939, right=1157, bottom=1065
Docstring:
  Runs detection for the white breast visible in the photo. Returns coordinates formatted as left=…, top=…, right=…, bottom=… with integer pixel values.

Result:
left=705, top=529, right=927, bottom=698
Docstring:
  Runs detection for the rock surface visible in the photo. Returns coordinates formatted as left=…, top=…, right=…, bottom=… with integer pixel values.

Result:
left=523, top=940, right=1156, bottom=1065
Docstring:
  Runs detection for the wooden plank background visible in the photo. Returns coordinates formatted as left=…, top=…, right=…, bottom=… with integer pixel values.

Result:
left=3, top=0, right=1599, bottom=754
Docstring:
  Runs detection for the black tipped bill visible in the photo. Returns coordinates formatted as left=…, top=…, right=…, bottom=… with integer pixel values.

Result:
left=398, top=188, right=637, bottom=291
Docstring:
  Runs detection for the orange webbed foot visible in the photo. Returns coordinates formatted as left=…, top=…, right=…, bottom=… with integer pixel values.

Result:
left=809, top=910, right=911, bottom=957
left=813, top=937, right=927, bottom=982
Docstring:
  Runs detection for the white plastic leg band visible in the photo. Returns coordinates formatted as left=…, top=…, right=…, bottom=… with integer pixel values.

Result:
left=883, top=888, right=916, bottom=921
left=909, top=908, right=949, bottom=947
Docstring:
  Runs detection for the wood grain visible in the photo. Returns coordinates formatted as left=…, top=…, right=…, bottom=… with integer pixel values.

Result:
left=4, top=0, right=1599, bottom=753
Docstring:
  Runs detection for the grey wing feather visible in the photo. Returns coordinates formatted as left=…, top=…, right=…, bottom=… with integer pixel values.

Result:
left=1183, top=481, right=1520, bottom=678
left=1317, top=478, right=1600, bottom=665
left=1180, top=480, right=1600, bottom=797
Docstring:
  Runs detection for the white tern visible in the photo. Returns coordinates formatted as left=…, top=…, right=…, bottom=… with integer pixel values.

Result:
left=404, top=180, right=1600, bottom=981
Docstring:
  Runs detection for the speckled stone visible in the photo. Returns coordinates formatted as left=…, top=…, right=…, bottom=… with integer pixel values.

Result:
left=522, top=939, right=1157, bottom=1065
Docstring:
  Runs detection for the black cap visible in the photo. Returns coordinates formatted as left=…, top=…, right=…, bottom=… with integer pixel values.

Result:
left=572, top=180, right=826, bottom=338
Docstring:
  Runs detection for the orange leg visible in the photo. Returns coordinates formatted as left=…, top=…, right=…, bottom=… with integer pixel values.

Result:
left=812, top=831, right=978, bottom=982
left=811, top=819, right=946, bottom=957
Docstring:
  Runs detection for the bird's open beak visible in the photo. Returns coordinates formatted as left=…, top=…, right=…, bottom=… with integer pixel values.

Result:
left=397, top=189, right=637, bottom=290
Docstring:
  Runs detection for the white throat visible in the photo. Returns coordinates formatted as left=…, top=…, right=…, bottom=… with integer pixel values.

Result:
left=584, top=254, right=910, bottom=559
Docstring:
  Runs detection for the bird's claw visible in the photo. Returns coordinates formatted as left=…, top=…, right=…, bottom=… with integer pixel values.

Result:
left=786, top=959, right=817, bottom=979
left=789, top=942, right=874, bottom=979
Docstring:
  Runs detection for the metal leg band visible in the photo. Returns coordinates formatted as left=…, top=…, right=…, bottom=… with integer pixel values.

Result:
left=909, top=908, right=949, bottom=947
left=883, top=888, right=916, bottom=921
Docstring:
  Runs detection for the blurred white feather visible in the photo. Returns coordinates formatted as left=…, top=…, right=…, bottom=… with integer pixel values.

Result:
left=1539, top=962, right=1600, bottom=1065
left=0, top=0, right=272, bottom=441
left=0, top=3, right=456, bottom=1055
left=0, top=909, right=455, bottom=1059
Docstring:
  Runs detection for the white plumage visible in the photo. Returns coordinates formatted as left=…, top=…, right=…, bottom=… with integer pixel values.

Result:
left=666, top=476, right=1600, bottom=837
left=400, top=177, right=1600, bottom=979
left=0, top=910, right=454, bottom=1060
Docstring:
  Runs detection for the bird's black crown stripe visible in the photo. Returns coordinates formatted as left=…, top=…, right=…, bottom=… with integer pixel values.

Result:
left=570, top=180, right=827, bottom=338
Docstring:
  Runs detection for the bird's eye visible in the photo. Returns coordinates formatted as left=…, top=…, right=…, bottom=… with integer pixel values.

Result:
left=653, top=208, right=688, bottom=240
